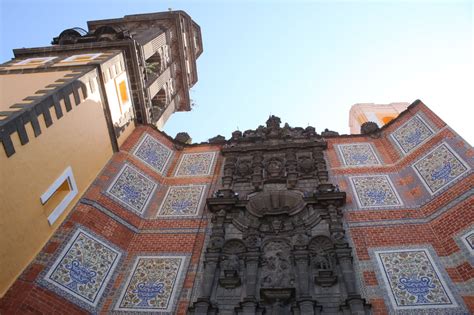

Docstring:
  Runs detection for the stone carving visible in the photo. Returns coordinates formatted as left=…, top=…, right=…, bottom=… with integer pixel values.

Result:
left=208, top=135, right=226, bottom=144
left=235, top=159, right=252, bottom=179
left=246, top=191, right=305, bottom=218
left=261, top=241, right=293, bottom=288
left=264, top=157, right=285, bottom=179
left=297, top=155, right=315, bottom=175
left=189, top=116, right=370, bottom=315
left=174, top=132, right=192, bottom=144
left=360, top=121, right=380, bottom=135
left=218, top=240, right=245, bottom=288
left=309, top=236, right=337, bottom=287
left=321, top=128, right=339, bottom=137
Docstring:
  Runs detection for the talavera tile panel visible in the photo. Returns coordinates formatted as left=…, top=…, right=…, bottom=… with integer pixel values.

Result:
left=375, top=249, right=457, bottom=310
left=461, top=230, right=474, bottom=254
left=350, top=175, right=403, bottom=208
left=391, top=114, right=434, bottom=154
left=158, top=184, right=206, bottom=217
left=412, top=142, right=469, bottom=195
left=106, top=164, right=158, bottom=215
left=133, top=133, right=173, bottom=175
left=337, top=143, right=381, bottom=166
left=115, top=256, right=186, bottom=312
left=43, top=228, right=121, bottom=307
left=174, top=152, right=217, bottom=177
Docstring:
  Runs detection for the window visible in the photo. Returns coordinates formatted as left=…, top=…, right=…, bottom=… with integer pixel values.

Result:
left=61, top=53, right=102, bottom=63
left=114, top=72, right=131, bottom=116
left=14, top=56, right=57, bottom=66
left=118, top=80, right=129, bottom=104
left=40, top=167, right=78, bottom=225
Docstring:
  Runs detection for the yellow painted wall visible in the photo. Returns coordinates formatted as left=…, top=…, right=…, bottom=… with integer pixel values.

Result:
left=0, top=70, right=113, bottom=296
left=0, top=71, right=73, bottom=111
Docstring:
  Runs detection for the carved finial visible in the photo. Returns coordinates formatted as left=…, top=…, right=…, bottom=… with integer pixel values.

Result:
left=266, top=115, right=281, bottom=129
left=360, top=121, right=379, bottom=134
left=174, top=132, right=192, bottom=144
left=321, top=128, right=339, bottom=137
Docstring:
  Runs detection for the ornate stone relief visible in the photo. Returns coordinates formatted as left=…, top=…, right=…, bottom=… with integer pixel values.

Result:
left=189, top=116, right=370, bottom=315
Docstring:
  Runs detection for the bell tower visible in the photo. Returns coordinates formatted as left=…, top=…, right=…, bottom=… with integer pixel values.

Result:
left=16, top=10, right=202, bottom=129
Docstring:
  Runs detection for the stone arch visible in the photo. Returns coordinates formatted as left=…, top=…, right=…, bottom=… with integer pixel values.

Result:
left=309, top=235, right=333, bottom=253
left=222, top=239, right=246, bottom=254
left=151, top=87, right=167, bottom=121
left=309, top=236, right=334, bottom=271
left=145, top=51, right=163, bottom=78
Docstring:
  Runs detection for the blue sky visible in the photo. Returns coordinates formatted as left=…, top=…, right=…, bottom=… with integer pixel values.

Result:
left=1, top=0, right=473, bottom=144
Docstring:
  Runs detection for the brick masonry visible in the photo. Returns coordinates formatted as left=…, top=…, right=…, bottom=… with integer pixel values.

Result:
left=0, top=102, right=473, bottom=314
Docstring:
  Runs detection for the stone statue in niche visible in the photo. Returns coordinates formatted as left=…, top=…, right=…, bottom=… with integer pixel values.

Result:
left=219, top=253, right=241, bottom=288
left=309, top=236, right=338, bottom=287
left=312, top=252, right=331, bottom=270
left=221, top=253, right=240, bottom=271
left=261, top=241, right=293, bottom=288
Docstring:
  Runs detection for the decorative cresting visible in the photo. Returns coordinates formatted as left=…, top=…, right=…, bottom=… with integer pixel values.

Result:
left=189, top=116, right=370, bottom=315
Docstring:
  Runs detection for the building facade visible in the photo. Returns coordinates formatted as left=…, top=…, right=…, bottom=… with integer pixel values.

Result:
left=1, top=10, right=473, bottom=315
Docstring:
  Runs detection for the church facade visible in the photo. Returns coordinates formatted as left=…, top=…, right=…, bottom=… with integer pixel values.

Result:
left=0, top=10, right=473, bottom=315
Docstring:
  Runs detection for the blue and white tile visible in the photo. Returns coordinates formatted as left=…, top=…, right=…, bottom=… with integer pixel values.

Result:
left=412, top=142, right=470, bottom=195
left=337, top=143, right=381, bottom=166
left=461, top=230, right=474, bottom=255
left=115, top=255, right=187, bottom=312
left=391, top=114, right=434, bottom=154
left=374, top=249, right=458, bottom=312
left=42, top=228, right=122, bottom=309
left=174, top=152, right=217, bottom=177
left=350, top=175, right=403, bottom=208
left=133, top=133, right=173, bottom=175
left=106, top=164, right=158, bottom=215
left=157, top=185, right=206, bottom=217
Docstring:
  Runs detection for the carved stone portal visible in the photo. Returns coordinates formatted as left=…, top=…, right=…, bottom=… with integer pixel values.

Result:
left=189, top=117, right=370, bottom=315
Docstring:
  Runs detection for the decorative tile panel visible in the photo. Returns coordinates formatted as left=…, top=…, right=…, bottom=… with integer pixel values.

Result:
left=174, top=152, right=217, bottom=177
left=413, top=143, right=470, bottom=195
left=158, top=185, right=206, bottom=217
left=375, top=249, right=457, bottom=310
left=44, top=228, right=121, bottom=307
left=106, top=164, right=158, bottom=214
left=337, top=143, right=381, bottom=166
left=350, top=175, right=402, bottom=208
left=461, top=230, right=474, bottom=254
left=391, top=115, right=434, bottom=154
left=115, top=256, right=186, bottom=312
left=133, top=134, right=173, bottom=175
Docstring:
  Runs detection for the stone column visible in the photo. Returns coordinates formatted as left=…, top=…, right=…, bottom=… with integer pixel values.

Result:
left=293, top=250, right=310, bottom=297
left=244, top=252, right=260, bottom=299
left=193, top=252, right=220, bottom=315
left=337, top=250, right=366, bottom=314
